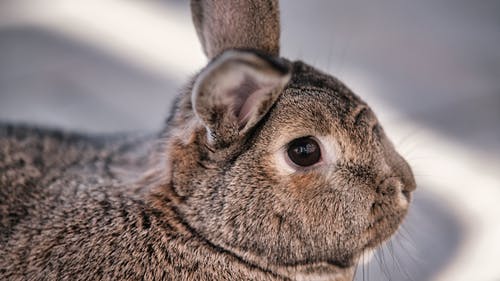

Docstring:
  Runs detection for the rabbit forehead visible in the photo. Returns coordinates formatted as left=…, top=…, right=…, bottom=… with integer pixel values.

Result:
left=258, top=61, right=371, bottom=144
left=280, top=61, right=366, bottom=125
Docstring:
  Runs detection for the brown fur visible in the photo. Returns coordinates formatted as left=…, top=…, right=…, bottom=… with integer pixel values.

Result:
left=0, top=1, right=415, bottom=280
left=191, top=0, right=280, bottom=58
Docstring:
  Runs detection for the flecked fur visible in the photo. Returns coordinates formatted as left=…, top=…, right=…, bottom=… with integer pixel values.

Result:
left=0, top=1, right=415, bottom=280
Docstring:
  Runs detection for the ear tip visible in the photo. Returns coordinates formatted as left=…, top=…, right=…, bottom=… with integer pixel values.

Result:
left=190, top=0, right=281, bottom=60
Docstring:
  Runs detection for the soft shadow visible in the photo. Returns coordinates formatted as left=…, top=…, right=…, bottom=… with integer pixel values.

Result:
left=0, top=26, right=180, bottom=133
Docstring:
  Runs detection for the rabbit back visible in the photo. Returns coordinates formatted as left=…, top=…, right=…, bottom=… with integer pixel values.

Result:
left=0, top=124, right=281, bottom=280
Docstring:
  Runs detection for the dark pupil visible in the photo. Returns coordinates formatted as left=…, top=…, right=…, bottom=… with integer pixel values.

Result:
left=287, top=137, right=321, bottom=167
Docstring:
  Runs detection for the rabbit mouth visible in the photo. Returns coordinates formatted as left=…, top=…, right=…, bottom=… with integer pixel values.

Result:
left=362, top=210, right=407, bottom=251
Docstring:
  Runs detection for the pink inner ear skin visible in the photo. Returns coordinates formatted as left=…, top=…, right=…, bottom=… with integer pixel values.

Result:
left=225, top=73, right=278, bottom=130
left=237, top=85, right=275, bottom=129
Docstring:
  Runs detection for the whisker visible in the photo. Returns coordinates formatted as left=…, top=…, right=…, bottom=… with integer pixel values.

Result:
left=392, top=236, right=418, bottom=281
left=362, top=252, right=366, bottom=281
left=387, top=240, right=397, bottom=269
left=398, top=224, right=417, bottom=249
left=367, top=252, right=371, bottom=281
left=352, top=259, right=360, bottom=281
left=397, top=233, right=422, bottom=266
left=395, top=130, right=423, bottom=150
left=374, top=247, right=391, bottom=281
left=381, top=245, right=393, bottom=281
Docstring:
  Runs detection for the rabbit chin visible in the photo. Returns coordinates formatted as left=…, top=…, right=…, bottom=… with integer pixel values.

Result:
left=219, top=241, right=362, bottom=280
left=281, top=249, right=374, bottom=280
left=267, top=261, right=357, bottom=281
left=293, top=267, right=356, bottom=281
left=359, top=248, right=375, bottom=265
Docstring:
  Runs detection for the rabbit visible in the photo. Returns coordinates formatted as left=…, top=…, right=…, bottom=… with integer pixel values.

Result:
left=0, top=0, right=416, bottom=280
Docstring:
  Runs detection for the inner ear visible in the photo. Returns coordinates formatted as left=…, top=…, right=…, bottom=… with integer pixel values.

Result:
left=192, top=50, right=291, bottom=144
left=229, top=74, right=279, bottom=129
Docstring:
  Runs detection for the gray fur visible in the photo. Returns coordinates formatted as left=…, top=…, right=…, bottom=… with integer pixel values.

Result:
left=0, top=1, right=415, bottom=280
left=191, top=0, right=280, bottom=58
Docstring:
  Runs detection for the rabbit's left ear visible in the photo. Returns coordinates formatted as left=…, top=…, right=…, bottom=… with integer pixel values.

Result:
left=192, top=50, right=290, bottom=144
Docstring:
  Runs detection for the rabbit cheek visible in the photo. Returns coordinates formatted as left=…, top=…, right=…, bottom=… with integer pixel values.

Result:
left=286, top=173, right=323, bottom=195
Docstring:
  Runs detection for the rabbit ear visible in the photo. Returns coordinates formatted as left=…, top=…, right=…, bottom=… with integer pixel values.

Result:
left=192, top=50, right=290, bottom=144
left=191, top=0, right=281, bottom=59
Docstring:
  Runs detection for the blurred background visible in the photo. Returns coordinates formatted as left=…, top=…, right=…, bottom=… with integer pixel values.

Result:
left=0, top=0, right=499, bottom=280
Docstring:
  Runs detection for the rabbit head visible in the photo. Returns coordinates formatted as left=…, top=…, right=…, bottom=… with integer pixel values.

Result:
left=153, top=0, right=416, bottom=279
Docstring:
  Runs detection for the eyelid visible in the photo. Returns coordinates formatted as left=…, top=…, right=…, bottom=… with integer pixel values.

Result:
left=285, top=135, right=315, bottom=149
left=281, top=135, right=319, bottom=154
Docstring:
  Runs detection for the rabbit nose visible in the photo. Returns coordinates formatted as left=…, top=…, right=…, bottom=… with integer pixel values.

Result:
left=395, top=157, right=417, bottom=198
left=382, top=148, right=417, bottom=199
left=376, top=177, right=402, bottom=196
left=378, top=176, right=415, bottom=200
left=402, top=172, right=416, bottom=198
left=377, top=177, right=412, bottom=208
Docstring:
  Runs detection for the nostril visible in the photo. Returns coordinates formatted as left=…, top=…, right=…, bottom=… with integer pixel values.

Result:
left=378, top=177, right=412, bottom=208
left=402, top=189, right=411, bottom=200
left=385, top=184, right=396, bottom=196
left=377, top=178, right=400, bottom=196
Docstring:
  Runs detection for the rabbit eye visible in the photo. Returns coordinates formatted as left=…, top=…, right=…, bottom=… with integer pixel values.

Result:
left=287, top=137, right=321, bottom=167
